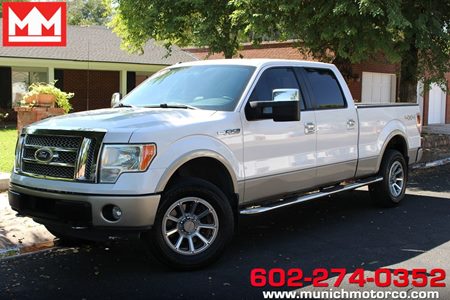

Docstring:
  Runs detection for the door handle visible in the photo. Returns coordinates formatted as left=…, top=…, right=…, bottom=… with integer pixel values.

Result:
left=347, top=119, right=356, bottom=129
left=304, top=122, right=315, bottom=134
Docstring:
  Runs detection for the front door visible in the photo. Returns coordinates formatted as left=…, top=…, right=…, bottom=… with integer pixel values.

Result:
left=241, top=67, right=316, bottom=203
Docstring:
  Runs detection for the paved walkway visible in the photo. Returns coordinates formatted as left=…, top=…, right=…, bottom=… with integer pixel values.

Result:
left=0, top=192, right=54, bottom=257
left=0, top=173, right=9, bottom=190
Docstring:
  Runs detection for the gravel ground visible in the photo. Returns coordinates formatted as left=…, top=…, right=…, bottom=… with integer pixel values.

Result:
left=0, top=192, right=54, bottom=257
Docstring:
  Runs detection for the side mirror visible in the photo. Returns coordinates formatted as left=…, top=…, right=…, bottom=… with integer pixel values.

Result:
left=272, top=88, right=300, bottom=102
left=249, top=100, right=300, bottom=122
left=247, top=88, right=301, bottom=122
left=111, top=92, right=122, bottom=108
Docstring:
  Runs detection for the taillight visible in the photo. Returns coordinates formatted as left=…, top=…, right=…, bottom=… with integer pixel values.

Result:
left=416, top=113, right=422, bottom=133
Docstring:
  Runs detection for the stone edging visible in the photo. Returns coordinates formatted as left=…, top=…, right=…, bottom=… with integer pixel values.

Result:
left=0, top=173, right=9, bottom=191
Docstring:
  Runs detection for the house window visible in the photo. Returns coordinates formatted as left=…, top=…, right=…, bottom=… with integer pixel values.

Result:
left=361, top=72, right=396, bottom=104
left=12, top=68, right=48, bottom=106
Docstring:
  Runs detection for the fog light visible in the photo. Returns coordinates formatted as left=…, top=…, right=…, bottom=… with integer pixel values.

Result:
left=112, top=206, right=122, bottom=220
left=102, top=204, right=122, bottom=222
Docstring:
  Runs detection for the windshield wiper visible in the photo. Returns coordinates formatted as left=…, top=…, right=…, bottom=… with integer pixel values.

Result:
left=116, top=103, right=135, bottom=108
left=144, top=103, right=198, bottom=110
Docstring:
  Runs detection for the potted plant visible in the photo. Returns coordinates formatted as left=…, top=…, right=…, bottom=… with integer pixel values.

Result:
left=22, top=81, right=74, bottom=113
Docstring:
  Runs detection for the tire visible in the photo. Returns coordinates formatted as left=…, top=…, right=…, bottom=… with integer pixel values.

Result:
left=369, top=150, right=408, bottom=207
left=145, top=178, right=234, bottom=270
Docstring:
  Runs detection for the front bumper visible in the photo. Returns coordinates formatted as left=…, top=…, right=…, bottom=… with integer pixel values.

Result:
left=8, top=183, right=160, bottom=238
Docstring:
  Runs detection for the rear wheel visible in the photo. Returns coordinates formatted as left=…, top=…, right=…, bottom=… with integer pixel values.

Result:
left=369, top=150, right=407, bottom=207
left=145, top=178, right=234, bottom=270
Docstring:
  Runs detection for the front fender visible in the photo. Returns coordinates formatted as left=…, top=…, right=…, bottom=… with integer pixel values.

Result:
left=150, top=135, right=242, bottom=193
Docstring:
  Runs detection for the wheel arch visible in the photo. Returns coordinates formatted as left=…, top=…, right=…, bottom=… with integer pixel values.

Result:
left=376, top=131, right=409, bottom=172
left=155, top=150, right=239, bottom=199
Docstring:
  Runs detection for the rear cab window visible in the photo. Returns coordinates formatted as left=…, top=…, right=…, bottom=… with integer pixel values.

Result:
left=301, top=68, right=347, bottom=110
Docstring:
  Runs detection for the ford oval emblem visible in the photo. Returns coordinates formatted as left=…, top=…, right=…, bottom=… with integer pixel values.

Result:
left=35, top=148, right=53, bottom=163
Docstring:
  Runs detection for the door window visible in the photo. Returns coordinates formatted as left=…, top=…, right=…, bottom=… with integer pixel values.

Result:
left=303, top=68, right=346, bottom=109
left=246, top=67, right=305, bottom=120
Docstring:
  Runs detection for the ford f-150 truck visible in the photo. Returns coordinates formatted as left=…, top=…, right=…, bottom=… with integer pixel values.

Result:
left=9, top=59, right=422, bottom=269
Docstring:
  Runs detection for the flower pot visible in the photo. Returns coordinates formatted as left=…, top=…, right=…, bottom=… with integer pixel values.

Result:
left=23, top=94, right=38, bottom=104
left=37, top=94, right=56, bottom=107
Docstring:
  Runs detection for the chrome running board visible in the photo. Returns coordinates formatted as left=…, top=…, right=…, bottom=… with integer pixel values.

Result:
left=240, top=176, right=383, bottom=215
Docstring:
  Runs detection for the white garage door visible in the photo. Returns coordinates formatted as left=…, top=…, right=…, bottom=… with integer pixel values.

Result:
left=428, top=83, right=446, bottom=124
left=361, top=72, right=396, bottom=104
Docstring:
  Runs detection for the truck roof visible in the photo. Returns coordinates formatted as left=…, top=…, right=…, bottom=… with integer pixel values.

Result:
left=173, top=58, right=334, bottom=69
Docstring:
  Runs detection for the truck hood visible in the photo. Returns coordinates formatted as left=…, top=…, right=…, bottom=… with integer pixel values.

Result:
left=28, top=108, right=218, bottom=142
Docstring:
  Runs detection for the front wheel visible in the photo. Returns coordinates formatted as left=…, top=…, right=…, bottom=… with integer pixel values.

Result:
left=145, top=178, right=234, bottom=270
left=369, top=150, right=407, bottom=207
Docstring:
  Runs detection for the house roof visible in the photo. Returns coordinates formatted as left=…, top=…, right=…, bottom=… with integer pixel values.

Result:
left=0, top=21, right=197, bottom=65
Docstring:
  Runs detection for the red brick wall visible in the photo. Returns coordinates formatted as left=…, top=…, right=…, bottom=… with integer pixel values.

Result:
left=446, top=73, right=450, bottom=124
left=62, top=70, right=120, bottom=112
left=186, top=42, right=316, bottom=60
left=423, top=91, right=429, bottom=126
left=185, top=43, right=399, bottom=103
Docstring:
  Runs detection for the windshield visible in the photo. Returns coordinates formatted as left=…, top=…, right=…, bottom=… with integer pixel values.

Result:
left=121, top=65, right=256, bottom=111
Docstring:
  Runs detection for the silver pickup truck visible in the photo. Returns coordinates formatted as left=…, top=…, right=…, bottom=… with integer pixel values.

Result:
left=9, top=59, right=422, bottom=269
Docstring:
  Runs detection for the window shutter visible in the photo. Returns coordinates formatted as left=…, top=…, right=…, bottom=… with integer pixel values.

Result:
left=127, top=72, right=136, bottom=94
left=54, top=69, right=64, bottom=90
left=0, top=67, right=12, bottom=109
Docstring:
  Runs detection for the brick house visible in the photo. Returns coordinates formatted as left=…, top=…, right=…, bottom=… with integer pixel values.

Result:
left=0, top=23, right=197, bottom=121
left=186, top=41, right=449, bottom=125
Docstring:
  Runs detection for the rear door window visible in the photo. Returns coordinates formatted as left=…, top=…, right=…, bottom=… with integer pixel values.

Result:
left=302, top=68, right=346, bottom=109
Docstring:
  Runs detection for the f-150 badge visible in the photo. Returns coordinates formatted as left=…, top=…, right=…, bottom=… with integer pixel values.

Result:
left=217, top=129, right=241, bottom=136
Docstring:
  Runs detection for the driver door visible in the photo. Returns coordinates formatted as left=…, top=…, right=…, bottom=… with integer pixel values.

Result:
left=241, top=67, right=317, bottom=203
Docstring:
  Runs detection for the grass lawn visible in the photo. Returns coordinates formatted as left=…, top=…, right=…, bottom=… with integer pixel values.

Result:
left=0, top=129, right=17, bottom=173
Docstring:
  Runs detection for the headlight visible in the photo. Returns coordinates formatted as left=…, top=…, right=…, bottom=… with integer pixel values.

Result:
left=100, top=144, right=156, bottom=183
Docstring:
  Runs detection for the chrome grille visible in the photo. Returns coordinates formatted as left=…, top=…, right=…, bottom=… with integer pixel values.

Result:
left=22, top=162, right=76, bottom=179
left=84, top=140, right=97, bottom=180
left=22, top=147, right=78, bottom=163
left=18, top=131, right=104, bottom=182
left=26, top=135, right=82, bottom=149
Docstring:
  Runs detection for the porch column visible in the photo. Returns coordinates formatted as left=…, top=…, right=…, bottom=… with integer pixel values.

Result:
left=48, top=66, right=55, bottom=83
left=120, top=70, right=127, bottom=97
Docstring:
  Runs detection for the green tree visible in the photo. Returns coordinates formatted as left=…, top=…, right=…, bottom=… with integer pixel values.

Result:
left=68, top=0, right=109, bottom=26
left=395, top=1, right=450, bottom=101
left=109, top=0, right=449, bottom=101
left=0, top=0, right=28, bottom=18
left=107, top=0, right=266, bottom=58
left=269, top=0, right=450, bottom=101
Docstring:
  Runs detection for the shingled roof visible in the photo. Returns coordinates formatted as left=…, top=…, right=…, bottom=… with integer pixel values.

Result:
left=0, top=21, right=197, bottom=65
